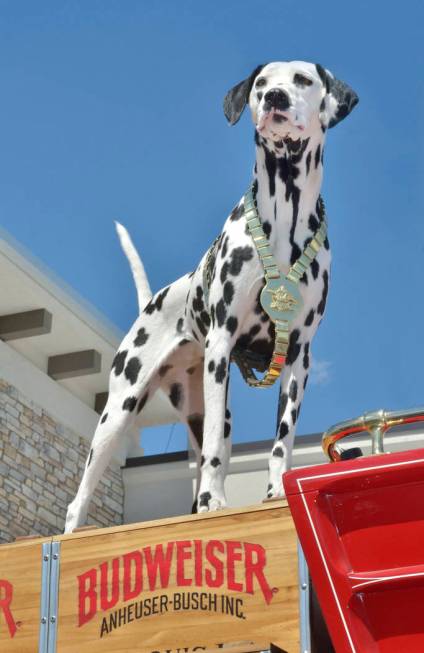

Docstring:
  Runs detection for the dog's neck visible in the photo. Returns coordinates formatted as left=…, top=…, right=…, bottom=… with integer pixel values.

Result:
left=253, top=129, right=326, bottom=269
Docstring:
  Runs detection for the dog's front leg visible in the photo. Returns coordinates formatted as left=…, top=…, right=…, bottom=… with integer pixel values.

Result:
left=267, top=337, right=310, bottom=498
left=197, top=339, right=231, bottom=513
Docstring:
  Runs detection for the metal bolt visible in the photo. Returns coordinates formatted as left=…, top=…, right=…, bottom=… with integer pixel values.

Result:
left=50, top=616, right=56, bottom=623
left=301, top=583, right=307, bottom=590
left=53, top=554, right=58, bottom=560
left=41, top=617, right=47, bottom=624
left=44, top=555, right=49, bottom=561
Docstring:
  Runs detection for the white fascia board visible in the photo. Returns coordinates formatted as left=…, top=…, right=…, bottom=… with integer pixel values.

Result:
left=0, top=226, right=123, bottom=349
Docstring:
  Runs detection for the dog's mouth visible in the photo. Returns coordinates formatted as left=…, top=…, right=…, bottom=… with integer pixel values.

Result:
left=257, top=108, right=305, bottom=143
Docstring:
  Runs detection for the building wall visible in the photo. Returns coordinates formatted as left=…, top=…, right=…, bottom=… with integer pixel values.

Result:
left=0, top=379, right=124, bottom=543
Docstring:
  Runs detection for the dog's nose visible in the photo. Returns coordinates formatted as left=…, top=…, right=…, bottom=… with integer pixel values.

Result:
left=264, top=88, right=290, bottom=111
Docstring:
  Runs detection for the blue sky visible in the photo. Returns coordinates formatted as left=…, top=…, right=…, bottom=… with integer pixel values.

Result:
left=1, top=1, right=423, bottom=455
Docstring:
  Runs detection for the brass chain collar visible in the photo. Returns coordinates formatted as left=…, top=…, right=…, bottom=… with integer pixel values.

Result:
left=203, top=183, right=327, bottom=388
left=241, top=184, right=327, bottom=387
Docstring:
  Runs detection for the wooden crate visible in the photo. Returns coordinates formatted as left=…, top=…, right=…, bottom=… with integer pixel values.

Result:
left=54, top=501, right=299, bottom=653
left=0, top=536, right=50, bottom=652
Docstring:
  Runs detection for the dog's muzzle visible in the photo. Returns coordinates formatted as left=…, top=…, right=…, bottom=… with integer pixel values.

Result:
left=263, top=88, right=290, bottom=113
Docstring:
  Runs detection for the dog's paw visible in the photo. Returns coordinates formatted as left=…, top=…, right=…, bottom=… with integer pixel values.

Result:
left=197, top=491, right=227, bottom=513
left=266, top=482, right=285, bottom=500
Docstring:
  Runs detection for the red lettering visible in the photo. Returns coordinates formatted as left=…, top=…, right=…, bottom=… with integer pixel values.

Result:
left=0, top=580, right=16, bottom=638
left=100, top=558, right=120, bottom=611
left=205, top=540, right=224, bottom=588
left=176, top=541, right=192, bottom=586
left=194, top=539, right=202, bottom=586
left=143, top=542, right=174, bottom=590
left=244, top=542, right=274, bottom=604
left=123, top=550, right=143, bottom=601
left=226, top=541, right=243, bottom=592
left=78, top=568, right=97, bottom=627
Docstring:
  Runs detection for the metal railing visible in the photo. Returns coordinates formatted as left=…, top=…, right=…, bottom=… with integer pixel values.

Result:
left=322, top=407, right=424, bottom=462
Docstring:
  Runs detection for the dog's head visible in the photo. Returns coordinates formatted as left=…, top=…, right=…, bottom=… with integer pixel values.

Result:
left=224, top=61, right=358, bottom=144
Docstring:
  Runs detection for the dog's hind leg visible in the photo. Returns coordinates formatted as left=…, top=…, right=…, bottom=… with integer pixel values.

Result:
left=64, top=402, right=137, bottom=532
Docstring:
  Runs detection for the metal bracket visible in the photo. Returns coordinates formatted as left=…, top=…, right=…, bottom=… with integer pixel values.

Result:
left=38, top=542, right=60, bottom=653
left=298, top=542, right=311, bottom=653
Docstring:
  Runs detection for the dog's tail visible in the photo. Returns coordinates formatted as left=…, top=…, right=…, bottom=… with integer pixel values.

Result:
left=115, top=221, right=153, bottom=312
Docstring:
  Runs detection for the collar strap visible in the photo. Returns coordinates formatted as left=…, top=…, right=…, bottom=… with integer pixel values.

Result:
left=240, top=183, right=327, bottom=387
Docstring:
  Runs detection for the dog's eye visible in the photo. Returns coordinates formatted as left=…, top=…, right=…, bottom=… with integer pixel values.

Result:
left=294, top=73, right=313, bottom=87
left=255, top=77, right=267, bottom=88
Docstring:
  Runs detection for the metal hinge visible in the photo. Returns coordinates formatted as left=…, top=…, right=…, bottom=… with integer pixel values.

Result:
left=39, top=541, right=60, bottom=653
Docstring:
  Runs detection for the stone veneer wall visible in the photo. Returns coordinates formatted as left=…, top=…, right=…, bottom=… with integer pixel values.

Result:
left=0, top=379, right=124, bottom=543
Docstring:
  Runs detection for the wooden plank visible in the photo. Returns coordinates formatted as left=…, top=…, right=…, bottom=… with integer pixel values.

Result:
left=0, top=538, right=49, bottom=651
left=0, top=308, right=52, bottom=340
left=54, top=502, right=299, bottom=653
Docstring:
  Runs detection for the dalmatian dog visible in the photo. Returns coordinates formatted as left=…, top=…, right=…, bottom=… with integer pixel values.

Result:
left=64, top=61, right=358, bottom=532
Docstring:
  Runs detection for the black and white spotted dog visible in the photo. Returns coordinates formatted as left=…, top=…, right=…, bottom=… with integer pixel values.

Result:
left=65, top=61, right=358, bottom=532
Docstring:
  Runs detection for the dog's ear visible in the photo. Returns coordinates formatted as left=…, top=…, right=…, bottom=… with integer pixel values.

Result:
left=223, top=64, right=265, bottom=125
left=316, top=63, right=359, bottom=129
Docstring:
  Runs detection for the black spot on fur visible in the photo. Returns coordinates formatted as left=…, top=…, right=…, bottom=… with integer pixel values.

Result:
left=196, top=316, right=208, bottom=338
left=308, top=214, right=319, bottom=232
left=315, top=145, right=321, bottom=169
left=159, top=364, right=173, bottom=377
left=137, top=392, right=149, bottom=414
left=216, top=299, right=227, bottom=327
left=144, top=286, right=170, bottom=314
left=220, top=261, right=229, bottom=284
left=87, top=449, right=93, bottom=467
left=210, top=457, right=221, bottom=468
left=122, top=396, right=137, bottom=412
left=317, top=270, right=329, bottom=315
left=324, top=237, right=330, bottom=250
left=224, top=421, right=231, bottom=438
left=192, top=286, right=204, bottom=313
left=304, top=375, right=309, bottom=390
left=225, top=408, right=231, bottom=419
left=226, top=316, right=238, bottom=336
left=291, top=408, right=297, bottom=424
left=229, top=203, right=244, bottom=222
left=215, top=357, right=227, bottom=384
left=200, top=311, right=210, bottom=327
left=228, top=246, right=254, bottom=276
left=100, top=412, right=108, bottom=424
left=303, top=342, right=310, bottom=370
left=112, top=350, right=128, bottom=376
left=208, top=360, right=215, bottom=373
left=188, top=413, right=204, bottom=448
left=223, top=281, right=234, bottom=305
left=306, top=150, right=312, bottom=175
left=273, top=447, right=284, bottom=458
left=198, top=491, right=211, bottom=508
left=200, top=455, right=205, bottom=467
left=286, top=329, right=301, bottom=366
left=221, top=236, right=229, bottom=259
left=278, top=392, right=288, bottom=420
left=133, top=327, right=149, bottom=347
left=262, top=221, right=272, bottom=237
left=264, top=146, right=277, bottom=196
left=169, top=383, right=184, bottom=409
left=176, top=317, right=184, bottom=333
left=290, top=242, right=302, bottom=265
left=278, top=421, right=289, bottom=439
left=311, top=259, right=320, bottom=280
left=125, top=357, right=141, bottom=385
left=304, top=309, right=315, bottom=327
left=179, top=338, right=190, bottom=347
left=289, top=379, right=298, bottom=402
